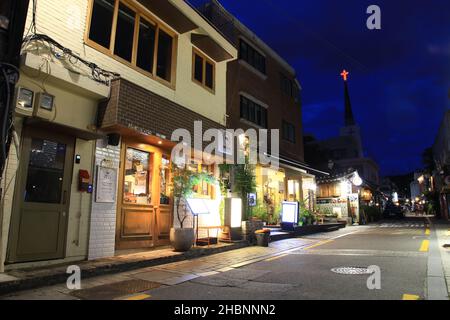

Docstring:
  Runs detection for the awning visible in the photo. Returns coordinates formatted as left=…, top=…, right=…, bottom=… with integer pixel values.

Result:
left=264, top=153, right=330, bottom=176
left=191, top=34, right=234, bottom=62
left=137, top=0, right=198, bottom=34
left=25, top=118, right=106, bottom=141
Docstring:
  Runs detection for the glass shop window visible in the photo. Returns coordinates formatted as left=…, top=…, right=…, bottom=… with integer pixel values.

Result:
left=160, top=155, right=171, bottom=205
left=123, top=148, right=152, bottom=205
left=188, top=161, right=214, bottom=199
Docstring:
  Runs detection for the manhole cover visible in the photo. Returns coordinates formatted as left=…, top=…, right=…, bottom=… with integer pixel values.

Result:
left=71, top=279, right=162, bottom=300
left=331, top=267, right=374, bottom=275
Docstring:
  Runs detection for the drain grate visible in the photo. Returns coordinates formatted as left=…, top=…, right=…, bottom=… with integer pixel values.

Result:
left=331, top=267, right=374, bottom=275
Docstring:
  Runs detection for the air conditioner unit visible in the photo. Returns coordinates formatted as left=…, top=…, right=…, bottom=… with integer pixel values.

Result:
left=14, top=86, right=34, bottom=117
left=34, top=92, right=55, bottom=120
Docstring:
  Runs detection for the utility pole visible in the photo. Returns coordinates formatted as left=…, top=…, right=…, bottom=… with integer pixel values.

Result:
left=0, top=0, right=30, bottom=272
left=0, top=0, right=30, bottom=180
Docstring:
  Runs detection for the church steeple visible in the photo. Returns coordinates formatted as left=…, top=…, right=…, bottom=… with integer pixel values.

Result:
left=341, top=70, right=356, bottom=126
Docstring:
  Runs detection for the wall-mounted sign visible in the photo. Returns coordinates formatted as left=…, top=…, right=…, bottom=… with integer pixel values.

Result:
left=248, top=193, right=257, bottom=207
left=95, top=166, right=117, bottom=203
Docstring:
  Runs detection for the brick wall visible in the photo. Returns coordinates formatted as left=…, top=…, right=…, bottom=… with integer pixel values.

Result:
left=199, top=1, right=305, bottom=163
left=88, top=139, right=121, bottom=260
left=227, top=53, right=304, bottom=163
left=98, top=78, right=226, bottom=144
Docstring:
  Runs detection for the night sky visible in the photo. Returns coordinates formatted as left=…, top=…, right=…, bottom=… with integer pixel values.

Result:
left=192, top=0, right=450, bottom=176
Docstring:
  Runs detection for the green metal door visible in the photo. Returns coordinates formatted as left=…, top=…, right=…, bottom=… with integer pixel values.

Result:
left=7, top=127, right=74, bottom=263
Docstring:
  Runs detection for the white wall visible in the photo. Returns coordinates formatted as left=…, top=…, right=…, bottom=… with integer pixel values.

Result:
left=88, top=139, right=120, bottom=260
left=24, top=0, right=233, bottom=126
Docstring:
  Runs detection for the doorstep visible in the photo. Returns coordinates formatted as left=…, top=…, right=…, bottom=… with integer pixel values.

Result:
left=0, top=241, right=249, bottom=296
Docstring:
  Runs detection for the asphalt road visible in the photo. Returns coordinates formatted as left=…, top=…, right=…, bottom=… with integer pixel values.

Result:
left=1, top=217, right=433, bottom=300
left=145, top=218, right=428, bottom=300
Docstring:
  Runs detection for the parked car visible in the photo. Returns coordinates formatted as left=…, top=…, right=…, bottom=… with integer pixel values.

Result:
left=383, top=203, right=405, bottom=219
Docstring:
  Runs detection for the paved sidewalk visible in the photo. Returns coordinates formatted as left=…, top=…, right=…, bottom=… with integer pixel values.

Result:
left=0, top=236, right=330, bottom=299
left=434, top=220, right=450, bottom=298
left=0, top=241, right=249, bottom=295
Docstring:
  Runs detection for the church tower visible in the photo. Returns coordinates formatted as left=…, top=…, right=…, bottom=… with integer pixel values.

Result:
left=339, top=70, right=364, bottom=158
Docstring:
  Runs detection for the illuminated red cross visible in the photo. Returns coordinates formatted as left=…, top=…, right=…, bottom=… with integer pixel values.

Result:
left=340, top=69, right=349, bottom=81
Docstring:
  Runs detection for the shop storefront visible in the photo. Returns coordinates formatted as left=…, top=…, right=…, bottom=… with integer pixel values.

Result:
left=115, top=139, right=173, bottom=250
left=92, top=78, right=227, bottom=254
left=253, top=161, right=318, bottom=225
left=1, top=52, right=110, bottom=269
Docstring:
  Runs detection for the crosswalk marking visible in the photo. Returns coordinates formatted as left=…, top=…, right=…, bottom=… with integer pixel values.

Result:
left=377, top=223, right=424, bottom=229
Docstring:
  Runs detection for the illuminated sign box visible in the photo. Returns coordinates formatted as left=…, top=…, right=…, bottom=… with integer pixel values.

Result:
left=281, top=201, right=299, bottom=224
left=281, top=201, right=299, bottom=231
left=224, top=198, right=242, bottom=240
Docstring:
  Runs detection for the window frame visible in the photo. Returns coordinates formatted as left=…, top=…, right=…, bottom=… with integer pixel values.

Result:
left=85, top=0, right=178, bottom=88
left=240, top=95, right=268, bottom=129
left=239, top=38, right=266, bottom=75
left=188, top=161, right=215, bottom=199
left=191, top=48, right=216, bottom=93
left=282, top=120, right=296, bottom=143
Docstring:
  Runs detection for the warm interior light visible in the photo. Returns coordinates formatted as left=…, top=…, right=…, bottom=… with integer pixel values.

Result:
left=340, top=181, right=350, bottom=196
left=158, top=141, right=163, bottom=145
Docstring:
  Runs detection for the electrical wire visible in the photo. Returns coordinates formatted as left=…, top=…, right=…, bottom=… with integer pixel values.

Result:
left=23, top=33, right=120, bottom=85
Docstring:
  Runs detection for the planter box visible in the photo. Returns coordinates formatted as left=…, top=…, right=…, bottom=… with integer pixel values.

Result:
left=242, top=220, right=264, bottom=243
left=255, top=232, right=270, bottom=247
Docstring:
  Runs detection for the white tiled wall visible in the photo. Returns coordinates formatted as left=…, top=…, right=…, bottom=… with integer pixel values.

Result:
left=88, top=139, right=120, bottom=260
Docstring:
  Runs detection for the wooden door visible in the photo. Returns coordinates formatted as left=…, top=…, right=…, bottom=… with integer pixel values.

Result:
left=116, top=145, right=155, bottom=250
left=7, top=128, right=74, bottom=263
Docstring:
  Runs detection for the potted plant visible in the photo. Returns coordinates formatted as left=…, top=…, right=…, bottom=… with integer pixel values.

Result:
left=255, top=229, right=271, bottom=247
left=233, top=163, right=258, bottom=242
left=170, top=163, right=216, bottom=252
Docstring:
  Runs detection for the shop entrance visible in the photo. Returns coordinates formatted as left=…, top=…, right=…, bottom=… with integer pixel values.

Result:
left=7, top=128, right=74, bottom=263
left=115, top=142, right=172, bottom=250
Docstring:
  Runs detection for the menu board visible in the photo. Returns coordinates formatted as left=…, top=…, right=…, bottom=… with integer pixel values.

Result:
left=95, top=166, right=118, bottom=203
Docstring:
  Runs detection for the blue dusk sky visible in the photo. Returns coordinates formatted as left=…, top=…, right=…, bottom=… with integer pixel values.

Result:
left=191, top=0, right=450, bottom=176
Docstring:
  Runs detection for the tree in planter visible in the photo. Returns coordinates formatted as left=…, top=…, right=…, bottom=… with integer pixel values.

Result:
left=171, top=163, right=216, bottom=228
left=170, top=163, right=215, bottom=251
left=233, top=163, right=256, bottom=221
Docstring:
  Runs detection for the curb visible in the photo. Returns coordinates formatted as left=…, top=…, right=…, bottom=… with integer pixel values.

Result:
left=0, top=242, right=250, bottom=296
